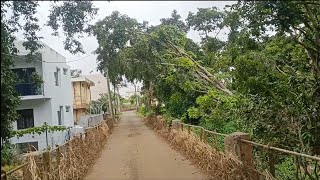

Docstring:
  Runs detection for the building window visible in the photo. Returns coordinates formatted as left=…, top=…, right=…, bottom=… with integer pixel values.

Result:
left=58, top=106, right=63, bottom=125
left=12, top=68, right=42, bottom=96
left=17, top=109, right=34, bottom=130
left=54, top=68, right=60, bottom=86
left=16, top=142, right=38, bottom=153
left=65, top=105, right=70, bottom=112
left=63, top=68, right=68, bottom=75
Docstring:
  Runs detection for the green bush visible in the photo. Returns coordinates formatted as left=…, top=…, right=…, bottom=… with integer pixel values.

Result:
left=138, top=106, right=147, bottom=116
left=138, top=106, right=155, bottom=117
left=145, top=110, right=155, bottom=117
left=1, top=142, right=15, bottom=166
left=275, top=157, right=295, bottom=180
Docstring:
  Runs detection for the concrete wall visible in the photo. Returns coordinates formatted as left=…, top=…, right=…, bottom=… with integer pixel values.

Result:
left=10, top=99, right=53, bottom=150
left=41, top=45, right=73, bottom=127
left=73, top=108, right=87, bottom=123
left=77, top=114, right=104, bottom=128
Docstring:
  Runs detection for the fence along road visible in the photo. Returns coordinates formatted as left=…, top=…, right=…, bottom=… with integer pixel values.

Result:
left=84, top=110, right=207, bottom=180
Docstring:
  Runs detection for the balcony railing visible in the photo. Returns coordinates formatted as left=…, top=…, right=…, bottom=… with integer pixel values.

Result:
left=73, top=96, right=90, bottom=109
left=15, top=83, right=44, bottom=96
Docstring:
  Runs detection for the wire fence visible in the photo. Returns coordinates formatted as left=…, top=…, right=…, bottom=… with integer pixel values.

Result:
left=176, top=121, right=320, bottom=180
left=179, top=123, right=227, bottom=151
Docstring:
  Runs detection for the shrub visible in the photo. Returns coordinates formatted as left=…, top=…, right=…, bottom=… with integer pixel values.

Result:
left=1, top=142, right=15, bottom=166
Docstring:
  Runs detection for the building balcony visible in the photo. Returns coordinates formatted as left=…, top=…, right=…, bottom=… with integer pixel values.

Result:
left=15, top=83, right=46, bottom=100
left=73, top=103, right=88, bottom=109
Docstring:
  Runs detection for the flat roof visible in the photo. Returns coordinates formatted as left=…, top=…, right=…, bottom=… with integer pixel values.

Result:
left=71, top=77, right=95, bottom=86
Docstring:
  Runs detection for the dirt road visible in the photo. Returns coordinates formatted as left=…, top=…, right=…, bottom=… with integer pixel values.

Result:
left=84, top=111, right=207, bottom=180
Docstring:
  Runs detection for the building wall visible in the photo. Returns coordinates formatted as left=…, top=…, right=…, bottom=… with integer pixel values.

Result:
left=10, top=41, right=74, bottom=151
left=10, top=99, right=55, bottom=150
left=41, top=46, right=73, bottom=127
left=84, top=74, right=108, bottom=101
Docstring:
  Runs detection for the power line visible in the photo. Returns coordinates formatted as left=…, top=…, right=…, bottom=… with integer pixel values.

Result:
left=66, top=54, right=93, bottom=63
left=36, top=11, right=95, bottom=63
left=1, top=52, right=94, bottom=64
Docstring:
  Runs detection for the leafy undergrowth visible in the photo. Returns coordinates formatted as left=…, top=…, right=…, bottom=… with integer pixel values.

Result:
left=1, top=164, right=18, bottom=173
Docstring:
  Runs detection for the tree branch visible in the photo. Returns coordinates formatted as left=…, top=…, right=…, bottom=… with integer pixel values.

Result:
left=167, top=40, right=233, bottom=95
left=303, top=3, right=319, bottom=31
left=276, top=66, right=287, bottom=75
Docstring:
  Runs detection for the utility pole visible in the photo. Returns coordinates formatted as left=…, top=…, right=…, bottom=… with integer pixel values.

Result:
left=106, top=70, right=115, bottom=122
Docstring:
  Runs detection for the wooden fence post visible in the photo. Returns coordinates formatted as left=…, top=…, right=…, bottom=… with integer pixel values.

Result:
left=1, top=171, right=7, bottom=180
left=56, top=145, right=61, bottom=166
left=180, top=123, right=183, bottom=131
left=203, top=129, right=207, bottom=143
left=171, top=120, right=181, bottom=129
left=268, top=151, right=275, bottom=177
left=55, top=144, right=61, bottom=178
left=224, top=132, right=253, bottom=166
left=188, top=125, right=191, bottom=134
left=65, top=141, right=70, bottom=170
left=200, top=128, right=204, bottom=141
left=162, top=121, right=166, bottom=129
left=42, top=151, right=51, bottom=180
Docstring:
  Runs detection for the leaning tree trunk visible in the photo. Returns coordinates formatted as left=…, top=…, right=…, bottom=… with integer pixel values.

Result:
left=117, top=86, right=121, bottom=113
left=113, top=82, right=117, bottom=116
left=134, top=82, right=139, bottom=112
left=146, top=81, right=154, bottom=110
left=105, top=70, right=115, bottom=122
left=167, top=40, right=233, bottom=96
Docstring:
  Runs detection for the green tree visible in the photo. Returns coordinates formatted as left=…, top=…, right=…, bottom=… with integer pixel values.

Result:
left=186, top=7, right=224, bottom=40
left=160, top=9, right=189, bottom=33
left=93, top=11, right=141, bottom=82
left=230, top=0, right=320, bottom=154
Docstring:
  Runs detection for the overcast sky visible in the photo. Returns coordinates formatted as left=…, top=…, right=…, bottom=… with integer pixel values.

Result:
left=15, top=1, right=236, bottom=96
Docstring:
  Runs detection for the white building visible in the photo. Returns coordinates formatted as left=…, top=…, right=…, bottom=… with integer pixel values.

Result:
left=83, top=74, right=109, bottom=101
left=10, top=41, right=74, bottom=152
